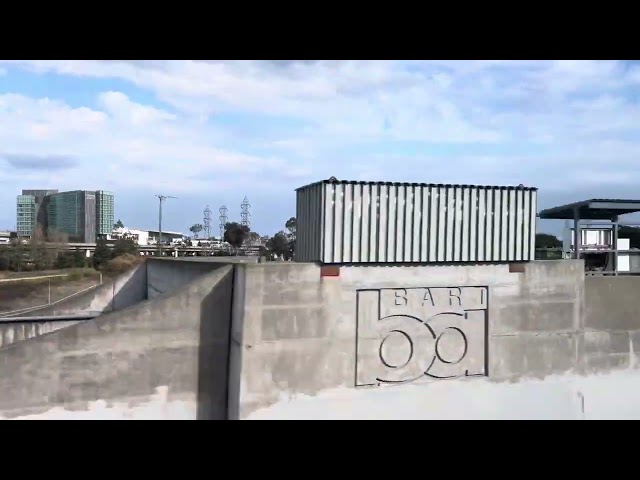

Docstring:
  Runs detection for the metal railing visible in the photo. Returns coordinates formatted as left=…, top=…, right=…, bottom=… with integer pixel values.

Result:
left=0, top=273, right=103, bottom=318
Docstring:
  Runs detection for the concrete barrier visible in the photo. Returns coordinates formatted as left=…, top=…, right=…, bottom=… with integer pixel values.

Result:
left=228, top=260, right=640, bottom=420
left=0, top=265, right=234, bottom=420
left=5, top=257, right=640, bottom=420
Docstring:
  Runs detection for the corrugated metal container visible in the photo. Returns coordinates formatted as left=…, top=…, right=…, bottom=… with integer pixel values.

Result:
left=295, top=180, right=538, bottom=264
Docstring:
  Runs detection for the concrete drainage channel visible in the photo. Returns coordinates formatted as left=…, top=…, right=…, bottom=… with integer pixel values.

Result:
left=0, top=313, right=101, bottom=350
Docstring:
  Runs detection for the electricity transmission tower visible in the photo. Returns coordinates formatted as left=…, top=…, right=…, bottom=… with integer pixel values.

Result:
left=156, top=194, right=177, bottom=255
left=219, top=205, right=228, bottom=240
left=203, top=205, right=212, bottom=240
left=240, top=197, right=251, bottom=229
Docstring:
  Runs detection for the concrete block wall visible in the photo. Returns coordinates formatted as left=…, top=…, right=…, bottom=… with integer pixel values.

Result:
left=147, top=257, right=256, bottom=299
left=0, top=265, right=234, bottom=420
left=3, top=257, right=640, bottom=420
left=584, top=276, right=640, bottom=372
left=229, top=260, right=640, bottom=420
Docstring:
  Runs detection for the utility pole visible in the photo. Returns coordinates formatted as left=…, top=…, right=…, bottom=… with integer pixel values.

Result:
left=156, top=194, right=177, bottom=256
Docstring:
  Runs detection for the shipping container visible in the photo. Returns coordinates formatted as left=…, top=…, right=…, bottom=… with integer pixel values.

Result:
left=295, top=180, right=538, bottom=264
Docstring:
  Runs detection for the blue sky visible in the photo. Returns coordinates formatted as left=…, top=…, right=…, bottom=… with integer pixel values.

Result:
left=2, top=60, right=640, bottom=237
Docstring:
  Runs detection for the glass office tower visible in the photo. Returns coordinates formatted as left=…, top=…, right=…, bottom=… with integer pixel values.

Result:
left=95, top=191, right=115, bottom=237
left=16, top=194, right=36, bottom=237
left=21, top=189, right=58, bottom=235
left=47, top=190, right=97, bottom=243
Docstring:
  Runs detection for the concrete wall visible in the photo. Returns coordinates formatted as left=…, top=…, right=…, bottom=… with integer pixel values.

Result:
left=584, top=276, right=640, bottom=371
left=228, top=260, right=640, bottom=420
left=0, top=258, right=239, bottom=351
left=5, top=256, right=640, bottom=420
left=0, top=318, right=79, bottom=349
left=0, top=265, right=234, bottom=420
left=146, top=257, right=252, bottom=299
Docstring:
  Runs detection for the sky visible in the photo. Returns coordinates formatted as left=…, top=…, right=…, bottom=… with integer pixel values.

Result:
left=2, top=60, right=640, bottom=237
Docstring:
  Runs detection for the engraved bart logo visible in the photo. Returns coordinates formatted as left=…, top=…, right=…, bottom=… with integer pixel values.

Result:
left=355, top=286, right=488, bottom=387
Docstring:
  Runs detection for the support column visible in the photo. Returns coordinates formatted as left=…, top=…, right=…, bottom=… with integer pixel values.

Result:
left=612, top=215, right=619, bottom=276
left=573, top=208, right=581, bottom=260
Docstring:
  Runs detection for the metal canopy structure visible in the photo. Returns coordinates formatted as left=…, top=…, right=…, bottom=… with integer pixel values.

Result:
left=539, top=198, right=640, bottom=275
left=539, top=199, right=640, bottom=221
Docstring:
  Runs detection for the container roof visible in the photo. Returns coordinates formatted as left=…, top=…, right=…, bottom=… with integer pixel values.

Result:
left=295, top=179, right=538, bottom=192
left=539, top=199, right=640, bottom=220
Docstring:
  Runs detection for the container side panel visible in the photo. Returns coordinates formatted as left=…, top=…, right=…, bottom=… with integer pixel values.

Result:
left=515, top=189, right=524, bottom=261
left=342, top=183, right=353, bottom=263
left=323, top=183, right=335, bottom=263
left=394, top=185, right=409, bottom=262
left=477, top=188, right=486, bottom=262
left=530, top=190, right=538, bottom=260
left=462, top=187, right=471, bottom=262
left=508, top=189, right=517, bottom=261
left=352, top=183, right=362, bottom=263
left=386, top=185, right=397, bottom=262
left=445, top=187, right=455, bottom=262
left=522, top=191, right=531, bottom=260
left=427, top=186, right=436, bottom=262
left=413, top=186, right=422, bottom=262
left=453, top=186, right=463, bottom=262
left=490, top=189, right=499, bottom=261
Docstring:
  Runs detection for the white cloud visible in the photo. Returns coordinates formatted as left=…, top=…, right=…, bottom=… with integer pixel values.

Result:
left=2, top=60, right=640, bottom=233
left=0, top=91, right=287, bottom=195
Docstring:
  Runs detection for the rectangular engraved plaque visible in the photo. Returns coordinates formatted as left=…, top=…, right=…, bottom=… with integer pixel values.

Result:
left=355, top=286, right=488, bottom=387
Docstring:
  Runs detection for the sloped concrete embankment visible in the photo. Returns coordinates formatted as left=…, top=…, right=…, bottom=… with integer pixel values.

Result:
left=0, top=264, right=234, bottom=420
left=0, top=258, right=242, bottom=350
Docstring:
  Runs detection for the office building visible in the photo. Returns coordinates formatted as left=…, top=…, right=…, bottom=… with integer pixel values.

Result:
left=95, top=191, right=115, bottom=236
left=16, top=189, right=58, bottom=237
left=16, top=194, right=36, bottom=237
left=16, top=188, right=115, bottom=242
left=47, top=190, right=97, bottom=243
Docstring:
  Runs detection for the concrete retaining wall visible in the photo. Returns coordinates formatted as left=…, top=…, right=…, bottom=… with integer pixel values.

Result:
left=584, top=276, right=640, bottom=372
left=0, top=265, right=234, bottom=420
left=229, top=260, right=640, bottom=420
left=0, top=319, right=79, bottom=350
left=5, top=257, right=640, bottom=420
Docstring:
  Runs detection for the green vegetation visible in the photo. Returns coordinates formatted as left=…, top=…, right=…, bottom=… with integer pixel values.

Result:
left=189, top=223, right=204, bottom=238
left=224, top=222, right=250, bottom=250
left=535, top=233, right=562, bottom=249
left=0, top=237, right=140, bottom=274
left=263, top=217, right=296, bottom=260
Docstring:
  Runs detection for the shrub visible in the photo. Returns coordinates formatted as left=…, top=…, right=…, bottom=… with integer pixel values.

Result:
left=102, top=253, right=142, bottom=275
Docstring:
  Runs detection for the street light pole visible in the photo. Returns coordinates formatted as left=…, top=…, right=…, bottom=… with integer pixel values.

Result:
left=156, top=194, right=176, bottom=256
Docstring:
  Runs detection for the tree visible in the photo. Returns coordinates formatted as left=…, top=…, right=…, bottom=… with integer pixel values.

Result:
left=72, top=249, right=87, bottom=268
left=28, top=226, right=56, bottom=270
left=224, top=222, right=250, bottom=250
left=113, top=219, right=125, bottom=229
left=285, top=217, right=297, bottom=237
left=55, top=251, right=75, bottom=269
left=0, top=253, right=10, bottom=271
left=190, top=223, right=203, bottom=239
left=267, top=231, right=295, bottom=260
left=93, top=237, right=112, bottom=270
left=112, top=238, right=138, bottom=258
left=535, top=233, right=562, bottom=249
